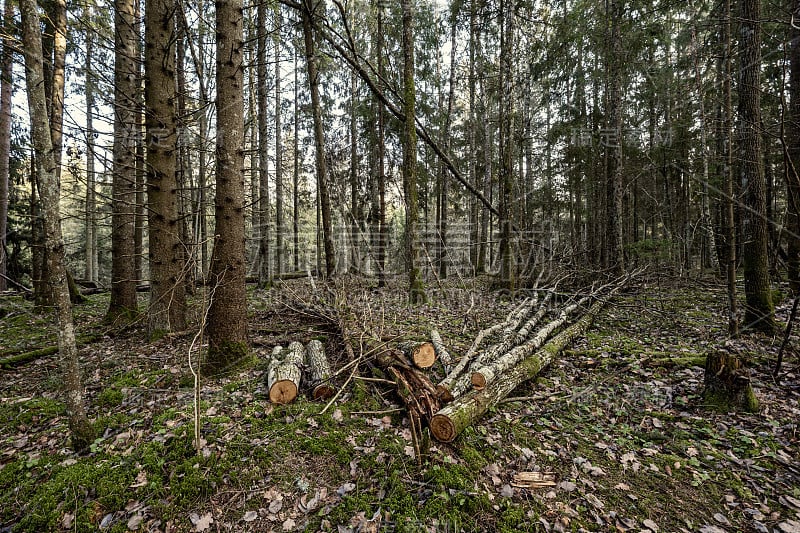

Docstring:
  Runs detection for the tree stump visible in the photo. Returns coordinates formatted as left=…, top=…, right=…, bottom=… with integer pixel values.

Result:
left=703, top=350, right=758, bottom=413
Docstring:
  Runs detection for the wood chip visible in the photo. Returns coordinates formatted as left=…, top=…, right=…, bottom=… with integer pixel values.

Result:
left=511, top=471, right=557, bottom=488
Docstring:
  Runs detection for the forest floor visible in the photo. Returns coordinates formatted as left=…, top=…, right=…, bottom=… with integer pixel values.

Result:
left=0, top=274, right=799, bottom=533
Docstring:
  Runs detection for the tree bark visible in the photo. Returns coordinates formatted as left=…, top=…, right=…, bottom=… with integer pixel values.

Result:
left=605, top=0, right=624, bottom=274
left=275, top=5, right=284, bottom=276
left=497, top=0, right=515, bottom=290
left=301, top=0, right=335, bottom=277
left=145, top=0, right=186, bottom=334
left=722, top=0, right=738, bottom=336
left=0, top=0, right=12, bottom=292
left=20, top=0, right=95, bottom=451
left=401, top=0, right=425, bottom=303
left=84, top=4, right=97, bottom=283
left=739, top=0, right=774, bottom=333
left=106, top=0, right=140, bottom=321
left=788, top=0, right=800, bottom=291
left=206, top=0, right=250, bottom=372
left=257, top=0, right=272, bottom=287
left=305, top=339, right=335, bottom=400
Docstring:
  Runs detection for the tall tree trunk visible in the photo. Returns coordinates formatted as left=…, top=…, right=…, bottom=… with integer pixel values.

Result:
left=723, top=0, right=738, bottom=335
left=376, top=5, right=387, bottom=286
left=20, top=0, right=94, bottom=451
left=133, top=0, right=145, bottom=285
left=107, top=0, right=140, bottom=321
left=350, top=68, right=359, bottom=273
left=0, top=0, right=12, bottom=292
left=206, top=0, right=249, bottom=371
left=438, top=8, right=457, bottom=280
left=275, top=5, right=284, bottom=276
left=257, top=0, right=271, bottom=286
left=84, top=4, right=97, bottom=282
left=301, top=0, right=335, bottom=277
left=401, top=0, right=425, bottom=303
left=605, top=0, right=624, bottom=274
left=468, top=0, right=478, bottom=271
left=497, top=0, right=515, bottom=290
left=787, top=0, right=800, bottom=291
left=293, top=47, right=300, bottom=272
left=145, top=0, right=186, bottom=334
left=739, top=0, right=774, bottom=333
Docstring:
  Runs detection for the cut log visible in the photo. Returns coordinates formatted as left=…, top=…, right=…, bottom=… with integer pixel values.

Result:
left=268, top=362, right=301, bottom=404
left=471, top=296, right=591, bottom=390
left=267, top=344, right=302, bottom=404
left=703, top=350, right=758, bottom=413
left=398, top=341, right=437, bottom=369
left=430, top=298, right=607, bottom=442
left=430, top=329, right=453, bottom=372
left=305, top=339, right=335, bottom=400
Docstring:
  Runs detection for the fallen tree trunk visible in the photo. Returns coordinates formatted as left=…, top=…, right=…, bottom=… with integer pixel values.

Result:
left=430, top=298, right=608, bottom=442
left=430, top=329, right=453, bottom=373
left=305, top=339, right=335, bottom=400
left=437, top=295, right=539, bottom=401
left=0, top=334, right=102, bottom=369
left=398, top=340, right=436, bottom=369
left=471, top=295, right=591, bottom=389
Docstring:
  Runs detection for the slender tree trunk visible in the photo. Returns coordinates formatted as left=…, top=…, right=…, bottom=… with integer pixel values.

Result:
left=20, top=0, right=94, bottom=451
left=84, top=5, right=97, bottom=282
left=723, top=0, right=738, bottom=335
left=206, top=0, right=249, bottom=371
left=107, top=0, right=140, bottom=320
left=301, top=0, right=335, bottom=277
left=376, top=6, right=387, bottom=286
left=133, top=0, right=145, bottom=285
left=0, top=0, right=12, bottom=292
left=739, top=0, right=774, bottom=333
left=293, top=47, right=300, bottom=272
left=401, top=0, right=425, bottom=303
left=468, top=0, right=477, bottom=271
left=350, top=69, right=359, bottom=273
left=788, top=0, right=800, bottom=291
left=275, top=5, right=284, bottom=276
left=438, top=10, right=457, bottom=280
left=497, top=0, right=515, bottom=290
left=605, top=0, right=624, bottom=274
left=257, top=0, right=272, bottom=286
left=145, top=0, right=186, bottom=334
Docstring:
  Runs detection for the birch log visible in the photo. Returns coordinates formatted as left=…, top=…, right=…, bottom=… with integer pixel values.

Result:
left=305, top=339, right=335, bottom=399
left=430, top=329, right=453, bottom=372
left=471, top=296, right=591, bottom=389
left=437, top=295, right=537, bottom=400
left=430, top=298, right=607, bottom=442
left=268, top=343, right=302, bottom=404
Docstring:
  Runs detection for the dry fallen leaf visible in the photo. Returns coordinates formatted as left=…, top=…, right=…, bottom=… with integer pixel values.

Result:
left=190, top=512, right=213, bottom=532
left=243, top=510, right=258, bottom=522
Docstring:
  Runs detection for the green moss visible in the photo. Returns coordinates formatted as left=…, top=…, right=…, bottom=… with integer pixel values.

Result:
left=97, top=387, right=124, bottom=408
left=0, top=397, right=65, bottom=426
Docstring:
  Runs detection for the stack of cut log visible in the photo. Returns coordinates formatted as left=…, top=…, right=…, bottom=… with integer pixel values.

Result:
left=266, top=340, right=335, bottom=404
left=378, top=278, right=627, bottom=444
